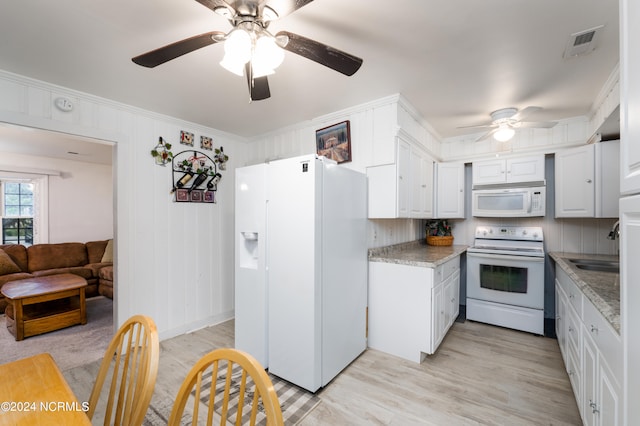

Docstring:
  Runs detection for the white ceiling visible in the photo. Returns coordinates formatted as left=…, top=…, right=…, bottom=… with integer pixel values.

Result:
left=0, top=0, right=620, bottom=161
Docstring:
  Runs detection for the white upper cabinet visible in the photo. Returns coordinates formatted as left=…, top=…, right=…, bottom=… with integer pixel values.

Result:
left=555, top=141, right=620, bottom=218
left=472, top=155, right=545, bottom=186
left=367, top=137, right=435, bottom=219
left=410, top=145, right=435, bottom=218
left=435, top=162, right=465, bottom=218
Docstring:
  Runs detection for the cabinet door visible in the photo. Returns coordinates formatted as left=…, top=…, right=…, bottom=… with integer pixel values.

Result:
left=583, top=328, right=598, bottom=426
left=598, top=360, right=621, bottom=426
left=555, top=145, right=595, bottom=217
left=472, top=159, right=506, bottom=185
left=555, top=283, right=568, bottom=361
left=436, top=162, right=465, bottom=218
left=431, top=284, right=444, bottom=353
left=444, top=270, right=460, bottom=329
left=397, top=140, right=411, bottom=218
left=621, top=194, right=640, bottom=424
left=506, top=155, right=545, bottom=183
left=620, top=0, right=640, bottom=194
left=410, top=147, right=434, bottom=218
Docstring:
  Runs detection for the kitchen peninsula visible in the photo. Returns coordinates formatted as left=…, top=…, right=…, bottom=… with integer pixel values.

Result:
left=368, top=241, right=467, bottom=363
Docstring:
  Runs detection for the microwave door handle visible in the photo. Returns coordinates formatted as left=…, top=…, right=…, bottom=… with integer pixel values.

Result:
left=526, top=191, right=532, bottom=213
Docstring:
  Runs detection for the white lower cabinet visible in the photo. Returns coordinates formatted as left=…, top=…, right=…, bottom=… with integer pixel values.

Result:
left=368, top=256, right=460, bottom=363
left=555, top=267, right=622, bottom=425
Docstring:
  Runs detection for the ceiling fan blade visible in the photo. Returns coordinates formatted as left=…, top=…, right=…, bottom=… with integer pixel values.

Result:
left=262, top=0, right=315, bottom=20
left=456, top=123, right=494, bottom=130
left=193, top=0, right=234, bottom=14
left=475, top=128, right=499, bottom=142
left=511, top=106, right=542, bottom=122
left=276, top=31, right=363, bottom=76
left=517, top=121, right=558, bottom=129
left=245, top=63, right=271, bottom=101
left=132, top=31, right=224, bottom=68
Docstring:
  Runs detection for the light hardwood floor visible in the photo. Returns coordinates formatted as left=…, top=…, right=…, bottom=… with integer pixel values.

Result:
left=145, top=318, right=581, bottom=425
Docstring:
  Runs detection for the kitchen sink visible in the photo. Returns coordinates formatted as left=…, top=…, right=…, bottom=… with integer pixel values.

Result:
left=568, top=258, right=619, bottom=273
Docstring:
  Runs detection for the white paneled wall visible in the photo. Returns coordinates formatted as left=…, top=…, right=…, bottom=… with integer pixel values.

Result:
left=0, top=70, right=245, bottom=339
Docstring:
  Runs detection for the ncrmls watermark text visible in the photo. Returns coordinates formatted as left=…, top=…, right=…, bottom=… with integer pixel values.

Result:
left=1, top=401, right=90, bottom=412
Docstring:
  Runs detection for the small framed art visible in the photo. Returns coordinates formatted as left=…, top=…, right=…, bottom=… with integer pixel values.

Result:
left=316, top=120, right=352, bottom=163
left=180, top=130, right=194, bottom=146
left=201, top=136, right=213, bottom=150
left=175, top=188, right=189, bottom=202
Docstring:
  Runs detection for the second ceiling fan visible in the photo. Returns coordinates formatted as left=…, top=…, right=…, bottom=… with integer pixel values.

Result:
left=132, top=0, right=363, bottom=101
left=460, top=107, right=558, bottom=142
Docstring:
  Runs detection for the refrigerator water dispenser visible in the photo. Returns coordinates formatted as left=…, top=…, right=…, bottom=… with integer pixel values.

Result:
left=239, top=231, right=259, bottom=269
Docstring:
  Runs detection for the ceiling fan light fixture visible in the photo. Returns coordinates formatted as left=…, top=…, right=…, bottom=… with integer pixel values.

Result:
left=220, top=29, right=252, bottom=75
left=254, top=35, right=285, bottom=70
left=220, top=54, right=246, bottom=76
left=494, top=124, right=515, bottom=142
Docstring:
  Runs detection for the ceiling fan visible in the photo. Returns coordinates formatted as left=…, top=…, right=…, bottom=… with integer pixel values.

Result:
left=459, top=107, right=558, bottom=142
left=131, top=0, right=363, bottom=101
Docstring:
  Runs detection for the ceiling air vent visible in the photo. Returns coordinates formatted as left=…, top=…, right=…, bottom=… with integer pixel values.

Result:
left=563, top=25, right=604, bottom=58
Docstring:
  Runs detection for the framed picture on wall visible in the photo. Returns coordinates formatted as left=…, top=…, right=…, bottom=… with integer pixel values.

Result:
left=175, top=188, right=189, bottom=202
left=315, top=120, right=352, bottom=164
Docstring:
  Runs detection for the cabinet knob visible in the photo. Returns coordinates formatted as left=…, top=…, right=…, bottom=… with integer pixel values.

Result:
left=591, top=324, right=598, bottom=334
left=586, top=179, right=593, bottom=183
left=421, top=184, right=427, bottom=188
left=568, top=326, right=573, bottom=333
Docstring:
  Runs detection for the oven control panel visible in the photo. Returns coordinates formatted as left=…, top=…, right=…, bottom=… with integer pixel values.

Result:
left=475, top=226, right=543, bottom=241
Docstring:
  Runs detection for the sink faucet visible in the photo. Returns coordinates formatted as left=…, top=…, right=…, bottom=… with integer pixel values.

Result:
left=608, top=220, right=620, bottom=240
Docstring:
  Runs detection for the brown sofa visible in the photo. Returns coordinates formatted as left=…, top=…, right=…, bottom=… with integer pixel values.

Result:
left=0, top=240, right=113, bottom=313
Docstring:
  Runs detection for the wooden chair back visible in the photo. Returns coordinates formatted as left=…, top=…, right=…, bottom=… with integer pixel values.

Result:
left=88, top=314, right=160, bottom=425
left=168, top=348, right=284, bottom=426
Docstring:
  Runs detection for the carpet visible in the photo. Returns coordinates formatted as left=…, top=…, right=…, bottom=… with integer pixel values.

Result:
left=144, top=365, right=321, bottom=425
left=0, top=296, right=113, bottom=371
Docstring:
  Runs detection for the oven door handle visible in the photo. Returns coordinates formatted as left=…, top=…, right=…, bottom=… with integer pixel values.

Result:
left=467, top=252, right=545, bottom=262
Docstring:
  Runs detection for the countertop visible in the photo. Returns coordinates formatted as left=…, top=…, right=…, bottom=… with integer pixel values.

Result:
left=549, top=252, right=620, bottom=333
left=368, top=240, right=468, bottom=268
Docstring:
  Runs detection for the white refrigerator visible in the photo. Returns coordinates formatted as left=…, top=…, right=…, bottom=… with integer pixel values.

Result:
left=235, top=154, right=368, bottom=392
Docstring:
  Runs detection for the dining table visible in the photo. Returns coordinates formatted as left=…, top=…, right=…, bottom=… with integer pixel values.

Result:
left=0, top=353, right=92, bottom=425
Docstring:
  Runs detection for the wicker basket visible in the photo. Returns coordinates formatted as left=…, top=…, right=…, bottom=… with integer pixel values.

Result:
left=426, top=235, right=454, bottom=246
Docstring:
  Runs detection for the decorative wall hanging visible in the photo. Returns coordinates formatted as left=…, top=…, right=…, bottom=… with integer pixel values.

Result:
left=150, top=137, right=173, bottom=166
left=200, top=136, right=213, bottom=150
left=316, top=120, right=352, bottom=164
left=180, top=130, right=194, bottom=146
left=170, top=149, right=225, bottom=203
left=214, top=146, right=228, bottom=170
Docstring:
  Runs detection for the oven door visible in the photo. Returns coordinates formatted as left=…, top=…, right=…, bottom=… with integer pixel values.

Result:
left=466, top=251, right=544, bottom=309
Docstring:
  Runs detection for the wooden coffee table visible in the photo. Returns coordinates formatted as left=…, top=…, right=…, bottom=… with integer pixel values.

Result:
left=1, top=273, right=88, bottom=341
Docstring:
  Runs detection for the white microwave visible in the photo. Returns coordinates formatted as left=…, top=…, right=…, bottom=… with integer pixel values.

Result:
left=472, top=186, right=546, bottom=217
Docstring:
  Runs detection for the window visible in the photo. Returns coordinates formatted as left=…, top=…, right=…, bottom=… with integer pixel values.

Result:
left=1, top=181, right=35, bottom=245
